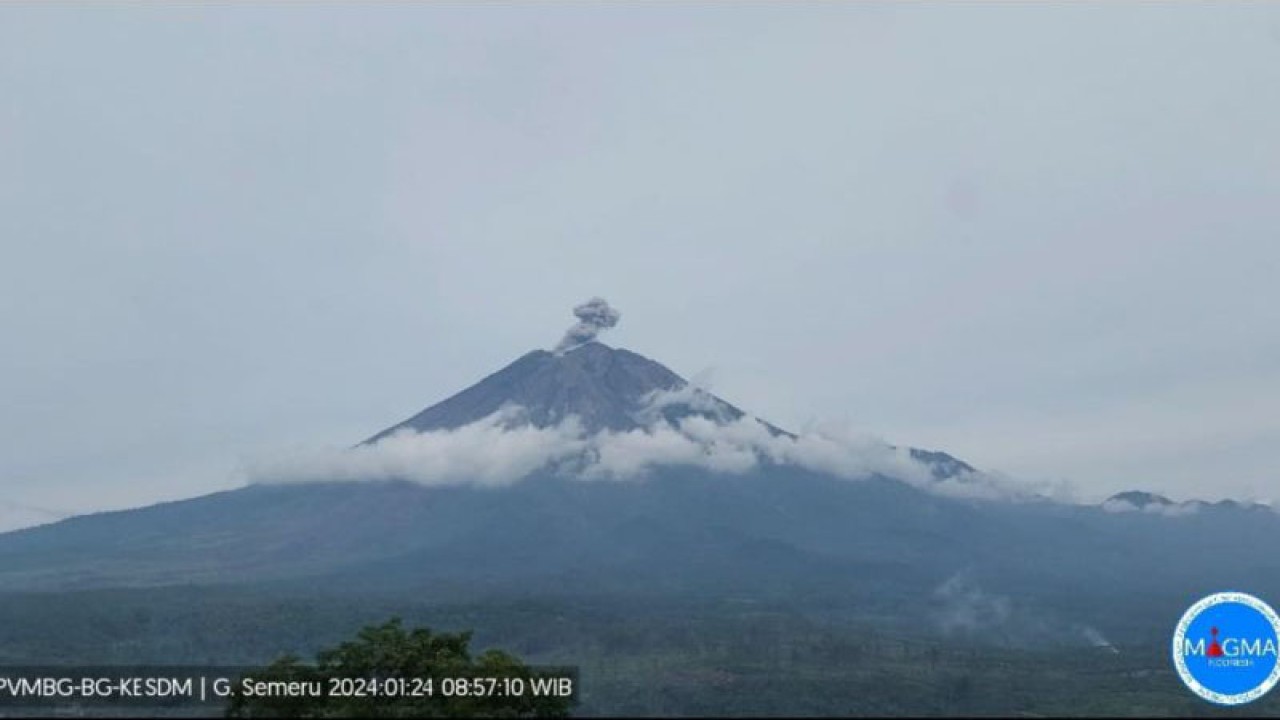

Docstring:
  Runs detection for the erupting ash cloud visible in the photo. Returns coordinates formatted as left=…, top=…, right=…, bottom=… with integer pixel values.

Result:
left=554, top=297, right=621, bottom=354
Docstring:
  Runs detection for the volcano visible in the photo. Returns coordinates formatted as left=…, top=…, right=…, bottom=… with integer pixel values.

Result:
left=360, top=339, right=970, bottom=483
left=0, top=306, right=1277, bottom=643
left=365, top=342, right=752, bottom=440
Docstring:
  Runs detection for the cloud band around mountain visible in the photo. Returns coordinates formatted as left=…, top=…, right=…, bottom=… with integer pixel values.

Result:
left=246, top=404, right=1054, bottom=503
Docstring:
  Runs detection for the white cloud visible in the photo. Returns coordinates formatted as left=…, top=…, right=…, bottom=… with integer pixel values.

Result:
left=635, top=385, right=737, bottom=425
left=247, top=406, right=589, bottom=487
left=585, top=420, right=760, bottom=478
left=249, top=404, right=1058, bottom=505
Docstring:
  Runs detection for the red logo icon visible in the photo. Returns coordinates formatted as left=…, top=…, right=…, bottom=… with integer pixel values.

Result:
left=1208, top=627, right=1225, bottom=658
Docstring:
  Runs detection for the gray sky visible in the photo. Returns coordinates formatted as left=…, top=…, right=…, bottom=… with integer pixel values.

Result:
left=2, top=3, right=1279, bottom=519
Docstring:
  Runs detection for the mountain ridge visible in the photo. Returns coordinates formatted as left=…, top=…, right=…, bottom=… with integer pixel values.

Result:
left=0, top=332, right=1275, bottom=636
left=365, top=342, right=706, bottom=442
left=359, top=340, right=972, bottom=484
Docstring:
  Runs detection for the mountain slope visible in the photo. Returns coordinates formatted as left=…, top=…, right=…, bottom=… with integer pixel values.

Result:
left=363, top=342, right=752, bottom=442
left=361, top=341, right=966, bottom=477
left=0, top=467, right=1276, bottom=645
left=1, top=339, right=1276, bottom=641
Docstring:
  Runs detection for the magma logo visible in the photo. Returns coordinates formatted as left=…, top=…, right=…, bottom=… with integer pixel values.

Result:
left=1172, top=592, right=1280, bottom=705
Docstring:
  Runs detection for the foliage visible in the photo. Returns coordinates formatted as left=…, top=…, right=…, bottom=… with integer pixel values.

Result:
left=4, top=588, right=1280, bottom=716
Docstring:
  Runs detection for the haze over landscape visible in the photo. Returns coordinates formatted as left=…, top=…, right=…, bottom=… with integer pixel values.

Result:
left=2, top=310, right=1274, bottom=684
left=3, top=4, right=1279, bottom=526
left=4, top=5, right=1280, bottom=716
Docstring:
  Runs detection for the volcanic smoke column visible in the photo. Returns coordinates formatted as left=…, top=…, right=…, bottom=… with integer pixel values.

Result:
left=554, top=297, right=621, bottom=354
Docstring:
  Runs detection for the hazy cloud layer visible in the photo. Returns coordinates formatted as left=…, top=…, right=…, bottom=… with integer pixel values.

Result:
left=250, top=406, right=588, bottom=487
left=249, top=404, right=1061, bottom=506
left=3, top=4, right=1279, bottom=518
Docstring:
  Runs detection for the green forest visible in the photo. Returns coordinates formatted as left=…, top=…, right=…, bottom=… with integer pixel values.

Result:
left=1, top=586, right=1276, bottom=717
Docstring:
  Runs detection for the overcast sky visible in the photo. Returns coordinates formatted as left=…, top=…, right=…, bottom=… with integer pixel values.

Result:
left=2, top=3, right=1278, bottom=519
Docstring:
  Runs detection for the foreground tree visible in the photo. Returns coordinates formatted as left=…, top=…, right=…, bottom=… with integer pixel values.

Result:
left=227, top=618, right=573, bottom=718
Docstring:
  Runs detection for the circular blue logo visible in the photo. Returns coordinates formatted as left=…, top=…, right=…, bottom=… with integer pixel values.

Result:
left=1172, top=592, right=1280, bottom=705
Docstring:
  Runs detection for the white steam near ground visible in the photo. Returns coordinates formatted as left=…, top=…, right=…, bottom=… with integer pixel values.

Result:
left=932, top=571, right=1011, bottom=634
left=247, top=392, right=1065, bottom=504
left=1081, top=625, right=1121, bottom=654
left=932, top=571, right=1120, bottom=651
